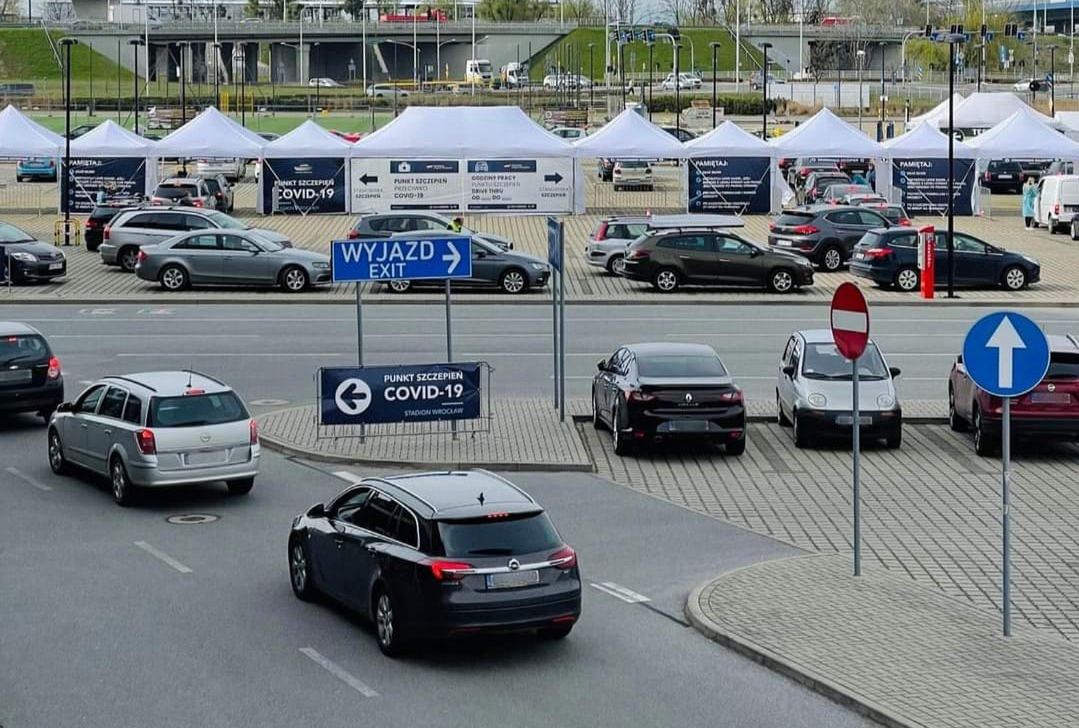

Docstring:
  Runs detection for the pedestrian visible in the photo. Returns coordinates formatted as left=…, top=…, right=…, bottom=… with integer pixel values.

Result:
left=866, top=162, right=876, bottom=191
left=850, top=169, right=868, bottom=186
left=1022, top=176, right=1038, bottom=229
left=95, top=187, right=107, bottom=204
left=448, top=216, right=464, bottom=233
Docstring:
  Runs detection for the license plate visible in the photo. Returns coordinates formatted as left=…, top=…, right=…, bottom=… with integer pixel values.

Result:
left=998, top=174, right=1013, bottom=179
left=667, top=419, right=709, bottom=432
left=776, top=239, right=792, bottom=247
left=186, top=449, right=227, bottom=466
left=0, top=369, right=32, bottom=383
left=1031, top=392, right=1070, bottom=404
left=854, top=252, right=866, bottom=260
left=48, top=262, right=63, bottom=271
left=836, top=415, right=873, bottom=426
left=486, top=570, right=539, bottom=590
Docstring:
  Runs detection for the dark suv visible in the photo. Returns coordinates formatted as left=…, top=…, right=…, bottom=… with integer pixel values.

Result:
left=981, top=160, right=1024, bottom=193
left=288, top=470, right=581, bottom=656
left=0, top=322, right=63, bottom=422
left=802, top=171, right=849, bottom=204
left=767, top=205, right=889, bottom=272
left=621, top=225, right=814, bottom=293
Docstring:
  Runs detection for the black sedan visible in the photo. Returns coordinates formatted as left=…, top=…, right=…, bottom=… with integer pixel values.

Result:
left=0, top=222, right=66, bottom=284
left=592, top=342, right=747, bottom=455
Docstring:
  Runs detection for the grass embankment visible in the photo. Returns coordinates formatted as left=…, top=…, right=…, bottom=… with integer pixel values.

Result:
left=0, top=28, right=132, bottom=83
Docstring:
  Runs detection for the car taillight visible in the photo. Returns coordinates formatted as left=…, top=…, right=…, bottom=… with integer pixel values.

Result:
left=899, top=218, right=912, bottom=226
left=136, top=249, right=147, bottom=263
left=192, top=199, right=204, bottom=208
left=250, top=420, right=259, bottom=445
left=627, top=390, right=656, bottom=402
left=46, top=356, right=61, bottom=379
left=1055, top=202, right=1061, bottom=214
left=136, top=429, right=156, bottom=455
left=549, top=546, right=577, bottom=570
left=347, top=228, right=360, bottom=239
left=768, top=222, right=776, bottom=231
left=984, top=171, right=991, bottom=181
left=719, top=388, right=743, bottom=404
left=103, top=225, right=111, bottom=241
left=862, top=247, right=892, bottom=260
left=423, top=558, right=473, bottom=582
left=627, top=249, right=650, bottom=261
left=594, top=221, right=609, bottom=241
left=85, top=218, right=99, bottom=229
left=799, top=168, right=810, bottom=177
left=791, top=224, right=819, bottom=235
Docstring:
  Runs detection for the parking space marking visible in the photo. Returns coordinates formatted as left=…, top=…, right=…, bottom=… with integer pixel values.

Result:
left=115, top=353, right=344, bottom=358
left=299, top=647, right=379, bottom=698
left=590, top=582, right=650, bottom=604
left=133, top=541, right=193, bottom=574
left=5, top=466, right=52, bottom=492
left=332, top=470, right=364, bottom=484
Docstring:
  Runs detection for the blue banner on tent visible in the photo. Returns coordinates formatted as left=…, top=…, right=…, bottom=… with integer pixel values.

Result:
left=319, top=362, right=483, bottom=425
left=687, top=157, right=771, bottom=214
left=892, top=158, right=974, bottom=216
left=62, top=157, right=146, bottom=214
left=262, top=157, right=346, bottom=214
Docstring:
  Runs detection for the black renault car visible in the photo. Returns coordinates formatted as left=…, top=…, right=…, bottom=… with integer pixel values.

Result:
left=288, top=470, right=581, bottom=656
left=592, top=342, right=747, bottom=455
left=768, top=205, right=890, bottom=272
left=849, top=228, right=1040, bottom=292
left=0, top=322, right=64, bottom=421
left=0, top=221, right=67, bottom=284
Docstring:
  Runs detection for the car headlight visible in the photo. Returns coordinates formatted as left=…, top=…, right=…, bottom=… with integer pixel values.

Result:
left=10, top=252, right=36, bottom=262
left=529, top=262, right=548, bottom=271
left=807, top=393, right=828, bottom=408
left=877, top=394, right=895, bottom=408
left=311, top=261, right=330, bottom=269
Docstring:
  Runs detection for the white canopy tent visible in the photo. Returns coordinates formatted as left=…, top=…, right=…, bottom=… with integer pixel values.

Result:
left=1054, top=111, right=1079, bottom=141
left=879, top=121, right=979, bottom=215
left=64, top=119, right=160, bottom=213
left=905, top=93, right=964, bottom=130
left=684, top=121, right=778, bottom=214
left=966, top=107, right=1079, bottom=159
left=572, top=108, right=689, bottom=159
left=0, top=104, right=63, bottom=159
left=259, top=120, right=352, bottom=214
left=262, top=120, right=351, bottom=158
left=69, top=119, right=156, bottom=157
left=685, top=120, right=772, bottom=157
left=933, top=92, right=1061, bottom=132
left=155, top=106, right=265, bottom=159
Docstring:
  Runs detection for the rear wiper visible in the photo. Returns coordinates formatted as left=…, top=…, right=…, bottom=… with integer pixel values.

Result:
left=0, top=354, right=38, bottom=366
left=467, top=548, right=514, bottom=556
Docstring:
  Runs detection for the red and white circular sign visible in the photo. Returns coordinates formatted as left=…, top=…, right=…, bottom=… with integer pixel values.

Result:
left=830, top=282, right=869, bottom=360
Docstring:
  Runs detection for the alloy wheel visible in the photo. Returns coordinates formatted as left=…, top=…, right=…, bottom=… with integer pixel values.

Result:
left=111, top=461, right=128, bottom=504
left=388, top=280, right=411, bottom=293
left=284, top=268, right=307, bottom=292
left=771, top=270, right=794, bottom=293
left=376, top=593, right=394, bottom=648
left=1004, top=267, right=1026, bottom=291
left=290, top=544, right=307, bottom=593
left=610, top=256, right=626, bottom=276
left=48, top=432, right=64, bottom=473
left=823, top=247, right=842, bottom=271
left=501, top=270, right=526, bottom=294
left=896, top=268, right=919, bottom=292
left=654, top=270, right=678, bottom=292
left=120, top=248, right=138, bottom=271
left=161, top=266, right=186, bottom=290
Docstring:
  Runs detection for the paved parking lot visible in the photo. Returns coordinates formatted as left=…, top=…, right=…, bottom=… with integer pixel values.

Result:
left=581, top=420, right=1079, bottom=641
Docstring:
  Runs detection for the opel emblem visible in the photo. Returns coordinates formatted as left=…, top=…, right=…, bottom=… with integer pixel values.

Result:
left=508, top=558, right=520, bottom=571
left=1048, top=383, right=1056, bottom=392
left=200, top=433, right=211, bottom=443
left=684, top=392, right=694, bottom=403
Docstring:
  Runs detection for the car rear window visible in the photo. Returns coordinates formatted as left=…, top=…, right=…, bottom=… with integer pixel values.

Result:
left=0, top=334, right=49, bottom=364
left=619, top=160, right=649, bottom=168
left=638, top=354, right=727, bottom=377
left=774, top=212, right=815, bottom=225
left=438, top=513, right=561, bottom=557
left=155, top=185, right=198, bottom=199
left=148, top=391, right=248, bottom=427
left=1047, top=353, right=1079, bottom=379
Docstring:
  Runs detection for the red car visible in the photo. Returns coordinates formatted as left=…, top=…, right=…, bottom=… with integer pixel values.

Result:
left=948, top=334, right=1079, bottom=455
left=329, top=129, right=363, bottom=143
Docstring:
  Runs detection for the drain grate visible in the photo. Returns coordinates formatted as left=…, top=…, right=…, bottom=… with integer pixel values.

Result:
left=166, top=514, right=219, bottom=525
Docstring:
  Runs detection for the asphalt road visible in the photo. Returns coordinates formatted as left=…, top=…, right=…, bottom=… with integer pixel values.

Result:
left=0, top=417, right=871, bottom=728
left=5, top=302, right=1079, bottom=408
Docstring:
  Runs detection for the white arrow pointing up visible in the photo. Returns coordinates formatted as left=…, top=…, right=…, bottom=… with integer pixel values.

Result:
left=986, top=315, right=1026, bottom=390
left=442, top=241, right=462, bottom=274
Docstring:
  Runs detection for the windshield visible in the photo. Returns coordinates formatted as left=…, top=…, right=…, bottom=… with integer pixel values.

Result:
left=206, top=211, right=248, bottom=230
left=0, top=222, right=34, bottom=243
left=438, top=513, right=561, bottom=557
left=638, top=355, right=727, bottom=378
left=1047, top=353, right=1079, bottom=379
left=147, top=391, right=248, bottom=427
left=155, top=185, right=197, bottom=199
left=477, top=61, right=492, bottom=73
left=0, top=334, right=49, bottom=365
left=802, top=342, right=889, bottom=380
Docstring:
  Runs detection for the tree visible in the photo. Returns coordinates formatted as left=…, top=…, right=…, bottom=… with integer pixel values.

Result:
left=560, top=0, right=599, bottom=22
left=611, top=0, right=637, bottom=24
left=476, top=0, right=547, bottom=21
left=758, top=0, right=793, bottom=24
left=244, top=0, right=261, bottom=19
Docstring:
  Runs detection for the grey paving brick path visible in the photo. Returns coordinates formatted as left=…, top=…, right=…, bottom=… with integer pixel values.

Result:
left=687, top=554, right=1079, bottom=728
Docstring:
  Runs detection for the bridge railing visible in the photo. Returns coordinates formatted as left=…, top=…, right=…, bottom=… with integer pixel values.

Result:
left=0, top=19, right=580, bottom=34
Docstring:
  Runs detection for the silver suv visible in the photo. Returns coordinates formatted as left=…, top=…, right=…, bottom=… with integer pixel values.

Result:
left=47, top=371, right=260, bottom=506
left=100, top=207, right=292, bottom=272
left=585, top=216, right=649, bottom=275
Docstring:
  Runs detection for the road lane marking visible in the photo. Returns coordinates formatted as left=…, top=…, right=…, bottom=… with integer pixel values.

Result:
left=332, top=470, right=365, bottom=484
left=133, top=541, right=193, bottom=574
left=299, top=648, right=379, bottom=698
left=5, top=467, right=52, bottom=492
left=48, top=334, right=261, bottom=339
left=116, top=353, right=344, bottom=358
left=590, top=582, right=650, bottom=604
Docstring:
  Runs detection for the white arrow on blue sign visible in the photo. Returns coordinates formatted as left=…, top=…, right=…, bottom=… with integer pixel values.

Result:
left=331, top=235, right=472, bottom=283
left=961, top=311, right=1050, bottom=398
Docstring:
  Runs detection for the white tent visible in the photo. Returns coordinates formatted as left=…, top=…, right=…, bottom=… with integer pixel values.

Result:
left=879, top=121, right=979, bottom=215
left=63, top=119, right=159, bottom=214
left=262, top=119, right=351, bottom=157
left=572, top=108, right=688, bottom=159
left=155, top=106, right=265, bottom=158
left=937, top=92, right=1060, bottom=131
left=906, top=94, right=964, bottom=130
left=351, top=106, right=574, bottom=158
left=1055, top=111, right=1079, bottom=141
left=883, top=121, right=976, bottom=159
left=770, top=107, right=883, bottom=158
left=683, top=121, right=776, bottom=215
left=259, top=121, right=352, bottom=214
left=967, top=107, right=1079, bottom=159
left=0, top=104, right=63, bottom=158
left=69, top=119, right=155, bottom=157
left=685, top=120, right=773, bottom=158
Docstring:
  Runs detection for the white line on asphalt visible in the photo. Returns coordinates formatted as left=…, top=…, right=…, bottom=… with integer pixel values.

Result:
left=590, top=582, right=650, bottom=604
left=115, top=353, right=344, bottom=358
left=299, top=648, right=379, bottom=698
left=48, top=334, right=261, bottom=339
left=332, top=470, right=365, bottom=484
left=5, top=466, right=52, bottom=492
left=133, top=541, right=193, bottom=574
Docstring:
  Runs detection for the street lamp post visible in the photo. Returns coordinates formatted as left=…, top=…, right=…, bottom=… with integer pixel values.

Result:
left=314, top=42, right=321, bottom=112
left=60, top=37, right=77, bottom=246
left=674, top=43, right=682, bottom=134
left=129, top=37, right=145, bottom=134
left=760, top=42, right=772, bottom=138
left=647, top=42, right=654, bottom=120
left=710, top=41, right=721, bottom=129
left=856, top=48, right=866, bottom=132
left=879, top=41, right=886, bottom=132
left=735, top=0, right=741, bottom=91
left=212, top=42, right=221, bottom=108
left=240, top=45, right=246, bottom=126
left=588, top=43, right=595, bottom=109
left=179, top=41, right=187, bottom=126
left=928, top=28, right=966, bottom=298
left=1050, top=45, right=1057, bottom=116
left=619, top=38, right=626, bottom=109
left=470, top=1, right=477, bottom=97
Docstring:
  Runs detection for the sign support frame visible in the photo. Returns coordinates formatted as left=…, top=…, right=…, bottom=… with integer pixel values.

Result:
left=852, top=355, right=862, bottom=577
left=1002, top=396, right=1012, bottom=636
left=446, top=279, right=457, bottom=440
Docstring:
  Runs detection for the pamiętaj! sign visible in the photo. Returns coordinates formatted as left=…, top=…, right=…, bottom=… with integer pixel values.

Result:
left=319, top=362, right=483, bottom=425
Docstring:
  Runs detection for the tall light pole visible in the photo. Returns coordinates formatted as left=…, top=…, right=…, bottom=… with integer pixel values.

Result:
left=179, top=41, right=187, bottom=126
left=798, top=0, right=803, bottom=77
left=314, top=42, right=321, bottom=111
left=856, top=48, right=866, bottom=132
left=240, top=44, right=247, bottom=126
left=710, top=41, right=721, bottom=128
left=212, top=42, right=221, bottom=107
left=735, top=0, right=741, bottom=91
left=129, top=37, right=145, bottom=133
left=60, top=37, right=77, bottom=246
left=879, top=41, right=886, bottom=133
left=362, top=0, right=369, bottom=91
left=1050, top=45, right=1057, bottom=117
left=588, top=42, right=595, bottom=108
left=470, top=1, right=477, bottom=96
left=413, top=7, right=419, bottom=88
left=760, top=42, right=772, bottom=138
left=674, top=43, right=682, bottom=134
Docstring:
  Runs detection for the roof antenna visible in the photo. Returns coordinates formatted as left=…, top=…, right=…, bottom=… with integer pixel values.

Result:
left=477, top=492, right=485, bottom=506
left=186, top=368, right=193, bottom=390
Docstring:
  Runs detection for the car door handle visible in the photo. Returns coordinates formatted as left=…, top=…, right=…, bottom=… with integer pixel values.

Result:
left=333, top=536, right=345, bottom=547
left=365, top=544, right=382, bottom=554
left=80, top=423, right=88, bottom=430
left=102, top=429, right=111, bottom=436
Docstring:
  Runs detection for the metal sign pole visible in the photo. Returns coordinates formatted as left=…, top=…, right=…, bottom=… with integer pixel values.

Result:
left=558, top=234, right=566, bottom=423
left=552, top=249, right=560, bottom=411
left=852, top=356, right=862, bottom=577
left=1002, top=396, right=1012, bottom=636
left=355, top=282, right=365, bottom=443
left=446, top=279, right=457, bottom=440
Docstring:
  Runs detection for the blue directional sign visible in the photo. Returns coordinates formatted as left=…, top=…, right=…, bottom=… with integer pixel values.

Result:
left=962, top=312, right=1050, bottom=398
left=319, top=362, right=482, bottom=425
left=331, top=236, right=471, bottom=283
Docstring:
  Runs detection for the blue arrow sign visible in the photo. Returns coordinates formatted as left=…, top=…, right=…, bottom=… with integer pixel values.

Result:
left=962, top=312, right=1050, bottom=397
left=331, top=236, right=472, bottom=282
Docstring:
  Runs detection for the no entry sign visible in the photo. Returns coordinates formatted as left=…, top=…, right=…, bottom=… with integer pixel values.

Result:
left=830, top=282, right=869, bottom=360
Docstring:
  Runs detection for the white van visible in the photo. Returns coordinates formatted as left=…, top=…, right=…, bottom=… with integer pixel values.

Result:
left=1035, top=174, right=1079, bottom=233
left=465, top=59, right=493, bottom=84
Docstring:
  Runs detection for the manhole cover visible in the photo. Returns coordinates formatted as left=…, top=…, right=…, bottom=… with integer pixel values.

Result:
left=166, top=514, right=219, bottom=525
left=249, top=398, right=289, bottom=407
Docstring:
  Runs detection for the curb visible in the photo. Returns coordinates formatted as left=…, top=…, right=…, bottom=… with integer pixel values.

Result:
left=684, top=560, right=919, bottom=728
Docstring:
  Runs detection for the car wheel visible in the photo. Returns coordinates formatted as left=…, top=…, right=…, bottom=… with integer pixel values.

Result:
left=1050, top=221, right=1059, bottom=234
left=387, top=280, right=412, bottom=293
left=48, top=429, right=69, bottom=475
left=118, top=246, right=140, bottom=272
left=793, top=409, right=811, bottom=448
left=539, top=623, right=574, bottom=640
left=652, top=267, right=680, bottom=292
left=1001, top=265, right=1027, bottom=291
left=289, top=538, right=318, bottom=601
left=776, top=391, right=791, bottom=426
left=611, top=401, right=632, bottom=456
left=948, top=386, right=967, bottom=432
left=110, top=456, right=134, bottom=507
left=768, top=268, right=795, bottom=294
left=159, top=264, right=189, bottom=291
left=606, top=254, right=625, bottom=276
left=280, top=266, right=309, bottom=293
left=16, top=174, right=24, bottom=182
left=885, top=424, right=902, bottom=449
left=591, top=390, right=605, bottom=430
left=374, top=588, right=407, bottom=657
left=227, top=477, right=254, bottom=496
left=499, top=268, right=528, bottom=294
left=1071, top=221, right=1079, bottom=240
left=726, top=437, right=747, bottom=455
left=894, top=266, right=920, bottom=292
left=820, top=245, right=844, bottom=272
left=973, top=405, right=996, bottom=457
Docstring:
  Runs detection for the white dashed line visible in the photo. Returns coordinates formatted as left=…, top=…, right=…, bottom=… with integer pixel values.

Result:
left=590, top=582, right=650, bottom=604
left=299, top=648, right=379, bottom=698
left=133, top=541, right=193, bottom=574
left=5, top=466, right=52, bottom=492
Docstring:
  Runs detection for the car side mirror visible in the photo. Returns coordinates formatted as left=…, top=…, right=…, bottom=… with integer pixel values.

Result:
left=889, top=366, right=902, bottom=378
left=56, top=401, right=74, bottom=413
left=474, top=249, right=487, bottom=259
left=750, top=247, right=761, bottom=257
left=307, top=502, right=326, bottom=518
left=782, top=365, right=795, bottom=378
left=597, top=360, right=607, bottom=372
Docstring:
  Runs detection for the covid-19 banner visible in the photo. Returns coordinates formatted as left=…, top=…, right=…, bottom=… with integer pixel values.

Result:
left=892, top=158, right=975, bottom=216
left=260, top=157, right=347, bottom=214
left=686, top=157, right=771, bottom=214
left=62, top=158, right=146, bottom=214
